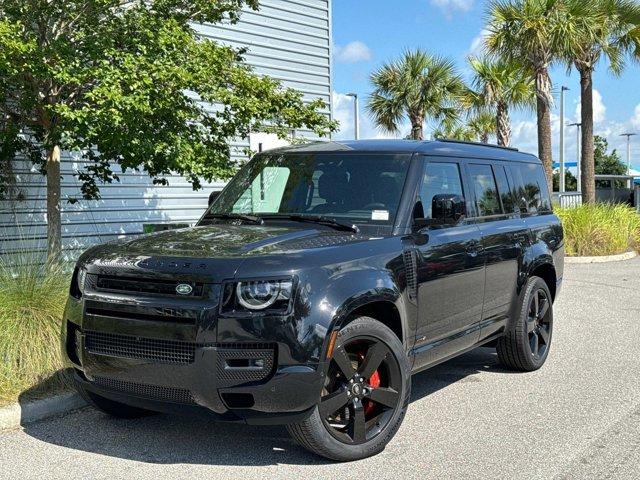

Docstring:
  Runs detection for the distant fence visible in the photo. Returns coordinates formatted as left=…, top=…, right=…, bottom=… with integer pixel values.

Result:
left=553, top=187, right=640, bottom=213
left=552, top=192, right=582, bottom=208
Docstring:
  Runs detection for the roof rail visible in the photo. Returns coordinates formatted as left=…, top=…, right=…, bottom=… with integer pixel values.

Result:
left=435, top=138, right=519, bottom=152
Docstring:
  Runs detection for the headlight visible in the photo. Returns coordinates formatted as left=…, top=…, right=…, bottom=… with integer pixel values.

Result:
left=222, top=278, right=294, bottom=314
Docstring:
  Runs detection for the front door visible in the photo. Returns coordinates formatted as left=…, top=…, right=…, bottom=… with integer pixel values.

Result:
left=411, top=158, right=485, bottom=370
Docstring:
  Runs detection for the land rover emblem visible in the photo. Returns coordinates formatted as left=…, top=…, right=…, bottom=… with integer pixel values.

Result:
left=176, top=284, right=193, bottom=295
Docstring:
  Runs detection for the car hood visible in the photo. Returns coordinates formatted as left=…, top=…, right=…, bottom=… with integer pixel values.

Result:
left=81, top=224, right=372, bottom=263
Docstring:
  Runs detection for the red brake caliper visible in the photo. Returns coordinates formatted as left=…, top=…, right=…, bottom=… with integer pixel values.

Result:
left=358, top=352, right=381, bottom=415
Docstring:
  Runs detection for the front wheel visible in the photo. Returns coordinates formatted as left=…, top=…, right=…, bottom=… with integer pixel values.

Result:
left=287, top=316, right=411, bottom=461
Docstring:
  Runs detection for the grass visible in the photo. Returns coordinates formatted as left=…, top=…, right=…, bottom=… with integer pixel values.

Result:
left=0, top=250, right=72, bottom=406
left=556, top=203, right=640, bottom=256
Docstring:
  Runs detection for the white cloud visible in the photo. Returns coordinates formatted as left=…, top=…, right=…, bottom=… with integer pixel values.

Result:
left=332, top=91, right=408, bottom=140
left=630, top=103, right=640, bottom=130
left=430, top=0, right=474, bottom=18
left=574, top=89, right=606, bottom=124
left=468, top=28, right=490, bottom=56
left=334, top=41, right=372, bottom=64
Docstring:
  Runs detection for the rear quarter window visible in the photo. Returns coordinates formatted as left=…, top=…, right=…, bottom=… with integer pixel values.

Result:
left=507, top=163, right=552, bottom=214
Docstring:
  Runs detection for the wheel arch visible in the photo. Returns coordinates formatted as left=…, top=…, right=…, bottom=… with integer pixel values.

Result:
left=529, top=261, right=557, bottom=301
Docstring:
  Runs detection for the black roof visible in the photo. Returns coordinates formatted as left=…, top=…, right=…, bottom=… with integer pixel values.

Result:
left=271, top=139, right=540, bottom=163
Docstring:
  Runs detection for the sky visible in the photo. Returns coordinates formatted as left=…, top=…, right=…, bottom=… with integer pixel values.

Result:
left=331, top=0, right=640, bottom=172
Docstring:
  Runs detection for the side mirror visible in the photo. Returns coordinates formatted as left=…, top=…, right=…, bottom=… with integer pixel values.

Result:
left=432, top=193, right=466, bottom=224
left=208, top=190, right=221, bottom=206
left=413, top=194, right=466, bottom=230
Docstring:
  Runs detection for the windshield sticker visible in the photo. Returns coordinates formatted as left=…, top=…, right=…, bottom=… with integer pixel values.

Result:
left=371, top=210, right=389, bottom=221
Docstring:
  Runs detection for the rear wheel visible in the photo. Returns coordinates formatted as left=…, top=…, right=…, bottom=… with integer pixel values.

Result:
left=497, top=276, right=553, bottom=371
left=287, top=317, right=410, bottom=461
left=75, top=381, right=157, bottom=419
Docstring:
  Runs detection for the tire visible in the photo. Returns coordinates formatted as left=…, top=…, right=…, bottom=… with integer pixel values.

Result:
left=497, top=275, right=553, bottom=371
left=75, top=380, right=157, bottom=419
left=287, top=316, right=411, bottom=461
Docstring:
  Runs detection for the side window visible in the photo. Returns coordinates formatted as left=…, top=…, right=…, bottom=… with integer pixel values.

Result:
left=420, top=162, right=464, bottom=218
left=469, top=164, right=502, bottom=217
left=508, top=163, right=551, bottom=214
left=494, top=165, right=517, bottom=214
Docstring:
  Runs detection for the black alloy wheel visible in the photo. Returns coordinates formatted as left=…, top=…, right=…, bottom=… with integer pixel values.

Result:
left=497, top=275, right=554, bottom=371
left=320, top=337, right=402, bottom=445
left=286, top=316, right=410, bottom=461
left=526, top=287, right=552, bottom=360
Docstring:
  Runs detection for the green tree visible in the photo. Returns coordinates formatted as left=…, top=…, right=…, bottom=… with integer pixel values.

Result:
left=561, top=0, right=640, bottom=203
left=485, top=0, right=567, bottom=192
left=433, top=111, right=496, bottom=144
left=367, top=50, right=465, bottom=140
left=552, top=170, right=578, bottom=191
left=468, top=57, right=535, bottom=147
left=594, top=135, right=627, bottom=187
left=467, top=111, right=497, bottom=144
left=0, top=1, right=335, bottom=261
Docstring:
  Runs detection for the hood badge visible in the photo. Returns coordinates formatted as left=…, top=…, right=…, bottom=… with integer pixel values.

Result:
left=176, top=284, right=193, bottom=295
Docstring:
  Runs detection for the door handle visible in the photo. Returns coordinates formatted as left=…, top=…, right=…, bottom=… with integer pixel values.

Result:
left=466, top=240, right=483, bottom=256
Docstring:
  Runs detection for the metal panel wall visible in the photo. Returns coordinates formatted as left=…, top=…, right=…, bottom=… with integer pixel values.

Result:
left=0, top=0, right=332, bottom=259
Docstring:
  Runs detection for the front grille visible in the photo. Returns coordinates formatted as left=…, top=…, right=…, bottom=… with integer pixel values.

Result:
left=93, top=376, right=195, bottom=404
left=85, top=331, right=196, bottom=365
left=89, top=274, right=204, bottom=297
left=86, top=307, right=197, bottom=325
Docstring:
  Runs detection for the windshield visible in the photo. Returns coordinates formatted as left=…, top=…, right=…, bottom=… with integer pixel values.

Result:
left=200, top=152, right=412, bottom=227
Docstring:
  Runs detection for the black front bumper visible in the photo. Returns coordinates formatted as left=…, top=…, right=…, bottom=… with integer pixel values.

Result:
left=62, top=277, right=325, bottom=425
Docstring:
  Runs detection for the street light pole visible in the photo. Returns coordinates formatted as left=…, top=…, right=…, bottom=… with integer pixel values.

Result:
left=559, top=86, right=569, bottom=193
left=568, top=122, right=581, bottom=192
left=346, top=93, right=359, bottom=140
left=620, top=133, right=636, bottom=188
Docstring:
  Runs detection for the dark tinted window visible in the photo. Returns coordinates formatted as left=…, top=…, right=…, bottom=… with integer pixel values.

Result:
left=204, top=153, right=412, bottom=226
left=494, top=165, right=517, bottom=214
left=508, top=163, right=552, bottom=214
left=469, top=164, right=502, bottom=217
left=420, top=162, right=464, bottom=218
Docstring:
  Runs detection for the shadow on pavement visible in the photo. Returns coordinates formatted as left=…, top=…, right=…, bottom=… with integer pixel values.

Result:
left=22, top=347, right=504, bottom=466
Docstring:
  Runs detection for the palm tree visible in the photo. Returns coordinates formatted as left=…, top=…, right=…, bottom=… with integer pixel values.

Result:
left=485, top=0, right=566, bottom=192
left=561, top=0, right=640, bottom=203
left=433, top=111, right=496, bottom=143
left=367, top=50, right=465, bottom=140
left=467, top=111, right=497, bottom=144
left=433, top=118, right=476, bottom=141
left=468, top=56, right=535, bottom=147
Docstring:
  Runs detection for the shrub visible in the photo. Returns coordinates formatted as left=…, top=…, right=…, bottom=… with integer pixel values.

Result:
left=556, top=203, right=640, bottom=256
left=0, top=250, right=71, bottom=405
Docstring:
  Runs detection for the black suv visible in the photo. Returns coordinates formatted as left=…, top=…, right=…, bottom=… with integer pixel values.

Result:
left=62, top=140, right=563, bottom=461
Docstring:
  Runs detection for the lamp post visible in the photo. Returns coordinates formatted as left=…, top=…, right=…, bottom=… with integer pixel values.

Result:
left=346, top=93, right=359, bottom=140
left=568, top=122, right=581, bottom=192
left=620, top=132, right=636, bottom=175
left=559, top=86, right=569, bottom=192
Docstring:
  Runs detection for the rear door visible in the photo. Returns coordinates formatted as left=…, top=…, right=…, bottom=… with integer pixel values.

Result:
left=412, top=157, right=485, bottom=369
left=467, top=162, right=529, bottom=340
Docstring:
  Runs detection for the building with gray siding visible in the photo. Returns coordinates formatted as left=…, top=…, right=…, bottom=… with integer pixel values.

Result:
left=0, top=0, right=332, bottom=259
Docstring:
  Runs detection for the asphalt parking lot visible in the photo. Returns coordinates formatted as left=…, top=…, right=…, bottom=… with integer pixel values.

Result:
left=1, top=258, right=639, bottom=479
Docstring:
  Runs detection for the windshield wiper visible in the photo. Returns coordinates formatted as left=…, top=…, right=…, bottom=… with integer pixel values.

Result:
left=202, top=213, right=264, bottom=225
left=263, top=214, right=359, bottom=233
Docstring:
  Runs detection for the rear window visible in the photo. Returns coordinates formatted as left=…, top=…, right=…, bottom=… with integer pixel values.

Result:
left=507, top=163, right=552, bottom=214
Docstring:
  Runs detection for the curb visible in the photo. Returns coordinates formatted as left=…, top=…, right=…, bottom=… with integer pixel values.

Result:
left=0, top=392, right=86, bottom=431
left=564, top=250, right=638, bottom=264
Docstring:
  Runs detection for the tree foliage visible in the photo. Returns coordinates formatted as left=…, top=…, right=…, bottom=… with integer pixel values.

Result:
left=367, top=50, right=465, bottom=140
left=0, top=0, right=336, bottom=200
